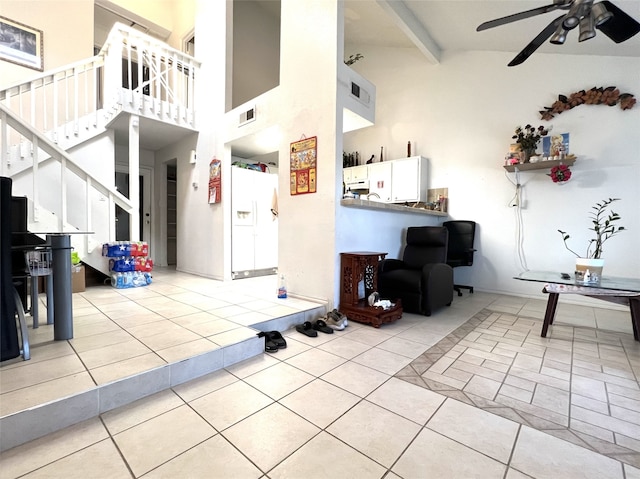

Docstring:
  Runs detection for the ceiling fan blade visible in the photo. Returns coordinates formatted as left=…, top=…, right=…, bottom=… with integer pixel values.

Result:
left=596, top=0, right=640, bottom=43
left=477, top=2, right=566, bottom=31
left=508, top=15, right=566, bottom=66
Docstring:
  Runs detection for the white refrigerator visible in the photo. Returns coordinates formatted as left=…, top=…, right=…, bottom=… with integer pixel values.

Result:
left=231, top=166, right=279, bottom=278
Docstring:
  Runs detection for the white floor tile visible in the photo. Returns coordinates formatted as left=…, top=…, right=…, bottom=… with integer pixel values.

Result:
left=392, top=427, right=507, bottom=478
left=510, top=426, right=623, bottom=479
left=426, top=398, right=519, bottom=463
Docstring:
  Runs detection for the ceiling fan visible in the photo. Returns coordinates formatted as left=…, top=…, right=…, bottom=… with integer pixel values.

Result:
left=477, top=0, right=640, bottom=66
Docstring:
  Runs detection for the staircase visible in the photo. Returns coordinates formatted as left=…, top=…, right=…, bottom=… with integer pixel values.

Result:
left=0, top=23, right=201, bottom=274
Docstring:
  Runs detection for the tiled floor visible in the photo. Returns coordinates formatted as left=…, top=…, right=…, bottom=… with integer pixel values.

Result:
left=397, top=308, right=640, bottom=469
left=0, top=269, right=325, bottom=450
left=1, top=272, right=640, bottom=478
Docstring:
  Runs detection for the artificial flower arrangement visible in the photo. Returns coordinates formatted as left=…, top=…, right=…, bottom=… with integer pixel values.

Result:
left=548, top=164, right=572, bottom=183
left=558, top=198, right=625, bottom=259
left=512, top=124, right=549, bottom=151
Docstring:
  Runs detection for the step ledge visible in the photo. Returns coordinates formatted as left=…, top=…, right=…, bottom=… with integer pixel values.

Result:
left=0, top=306, right=326, bottom=452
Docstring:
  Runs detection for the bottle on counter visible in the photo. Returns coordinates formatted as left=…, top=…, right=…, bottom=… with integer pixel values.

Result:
left=407, top=141, right=411, bottom=157
left=278, top=274, right=287, bottom=299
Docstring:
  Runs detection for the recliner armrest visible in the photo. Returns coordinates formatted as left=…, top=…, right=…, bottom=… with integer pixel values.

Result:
left=378, top=258, right=407, bottom=273
left=421, top=262, right=454, bottom=280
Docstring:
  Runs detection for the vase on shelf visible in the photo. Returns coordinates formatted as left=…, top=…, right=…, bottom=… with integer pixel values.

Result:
left=521, top=148, right=536, bottom=164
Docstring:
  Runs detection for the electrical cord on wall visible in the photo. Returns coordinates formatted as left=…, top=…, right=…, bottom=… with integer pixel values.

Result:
left=505, top=170, right=529, bottom=272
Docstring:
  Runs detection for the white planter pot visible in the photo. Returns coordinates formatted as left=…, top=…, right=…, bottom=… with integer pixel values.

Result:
left=575, top=258, right=604, bottom=284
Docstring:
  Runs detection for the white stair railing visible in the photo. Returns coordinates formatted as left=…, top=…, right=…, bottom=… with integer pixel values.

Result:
left=0, top=102, right=134, bottom=261
left=102, top=22, right=199, bottom=128
left=1, top=22, right=200, bottom=155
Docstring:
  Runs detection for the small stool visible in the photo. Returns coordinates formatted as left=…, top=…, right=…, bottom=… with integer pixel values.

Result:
left=24, top=248, right=53, bottom=329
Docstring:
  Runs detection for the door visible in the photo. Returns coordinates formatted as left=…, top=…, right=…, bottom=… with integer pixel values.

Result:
left=231, top=167, right=278, bottom=276
left=368, top=162, right=392, bottom=202
left=115, top=167, right=152, bottom=243
left=167, top=164, right=177, bottom=265
left=231, top=168, right=257, bottom=273
left=391, top=157, right=420, bottom=203
left=253, top=172, right=278, bottom=270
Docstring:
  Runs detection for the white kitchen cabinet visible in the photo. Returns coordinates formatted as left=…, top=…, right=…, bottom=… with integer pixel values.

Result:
left=341, top=156, right=427, bottom=203
left=391, top=156, right=428, bottom=203
left=368, top=161, right=392, bottom=202
left=343, top=165, right=368, bottom=183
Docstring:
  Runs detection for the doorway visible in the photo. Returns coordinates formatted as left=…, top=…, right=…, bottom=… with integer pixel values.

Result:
left=166, top=164, right=177, bottom=265
left=115, top=166, right=152, bottom=245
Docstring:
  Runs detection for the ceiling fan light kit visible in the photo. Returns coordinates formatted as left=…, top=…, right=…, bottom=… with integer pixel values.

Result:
left=551, top=24, right=569, bottom=44
left=591, top=3, right=614, bottom=25
left=476, top=0, right=640, bottom=65
left=579, top=14, right=596, bottom=42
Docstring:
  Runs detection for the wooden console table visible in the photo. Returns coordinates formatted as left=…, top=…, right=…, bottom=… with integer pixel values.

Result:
left=339, top=252, right=402, bottom=328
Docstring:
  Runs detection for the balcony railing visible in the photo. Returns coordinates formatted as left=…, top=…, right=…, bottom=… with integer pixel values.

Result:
left=0, top=23, right=200, bottom=268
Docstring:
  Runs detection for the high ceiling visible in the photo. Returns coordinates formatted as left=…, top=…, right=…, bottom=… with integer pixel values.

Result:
left=345, top=0, right=640, bottom=61
left=97, top=0, right=640, bottom=156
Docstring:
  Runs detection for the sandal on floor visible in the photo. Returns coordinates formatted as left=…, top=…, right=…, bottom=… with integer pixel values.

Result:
left=267, top=331, right=287, bottom=349
left=296, top=321, right=318, bottom=337
left=256, top=332, right=279, bottom=352
left=313, top=319, right=334, bottom=334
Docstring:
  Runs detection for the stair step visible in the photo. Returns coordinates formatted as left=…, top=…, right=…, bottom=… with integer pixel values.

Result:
left=0, top=305, right=325, bottom=452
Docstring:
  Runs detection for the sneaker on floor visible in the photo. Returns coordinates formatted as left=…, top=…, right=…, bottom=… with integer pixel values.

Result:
left=329, top=309, right=349, bottom=328
left=324, top=314, right=346, bottom=331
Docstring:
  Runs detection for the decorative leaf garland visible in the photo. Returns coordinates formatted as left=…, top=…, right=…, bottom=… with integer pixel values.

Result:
left=540, top=86, right=636, bottom=121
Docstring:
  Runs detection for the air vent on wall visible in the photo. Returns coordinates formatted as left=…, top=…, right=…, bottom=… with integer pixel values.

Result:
left=239, top=106, right=256, bottom=126
left=350, top=82, right=370, bottom=105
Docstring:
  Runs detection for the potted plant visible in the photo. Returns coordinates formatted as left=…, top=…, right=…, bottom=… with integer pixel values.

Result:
left=512, top=124, right=548, bottom=163
left=557, top=198, right=625, bottom=283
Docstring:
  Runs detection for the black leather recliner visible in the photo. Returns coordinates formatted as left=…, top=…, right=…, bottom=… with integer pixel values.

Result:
left=378, top=226, right=453, bottom=316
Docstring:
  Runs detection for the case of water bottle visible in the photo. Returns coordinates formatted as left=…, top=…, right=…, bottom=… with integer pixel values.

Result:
left=102, top=241, right=153, bottom=289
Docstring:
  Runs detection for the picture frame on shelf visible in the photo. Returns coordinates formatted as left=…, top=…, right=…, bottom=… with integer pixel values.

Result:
left=0, top=16, right=43, bottom=71
left=542, top=133, right=569, bottom=158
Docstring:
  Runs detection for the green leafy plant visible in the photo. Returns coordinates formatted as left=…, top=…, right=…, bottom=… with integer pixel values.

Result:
left=558, top=198, right=625, bottom=259
left=344, top=53, right=363, bottom=65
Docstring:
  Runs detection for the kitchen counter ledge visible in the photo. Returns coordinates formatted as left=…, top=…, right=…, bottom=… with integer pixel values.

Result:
left=341, top=198, right=448, bottom=216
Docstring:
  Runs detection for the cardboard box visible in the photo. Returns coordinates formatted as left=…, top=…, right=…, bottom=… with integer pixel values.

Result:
left=72, top=265, right=85, bottom=293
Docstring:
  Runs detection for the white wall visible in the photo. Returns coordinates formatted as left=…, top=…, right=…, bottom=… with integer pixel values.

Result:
left=276, top=0, right=341, bottom=304
left=0, top=0, right=93, bottom=86
left=171, top=0, right=229, bottom=280
left=232, top=0, right=280, bottom=108
left=344, top=46, right=640, bottom=302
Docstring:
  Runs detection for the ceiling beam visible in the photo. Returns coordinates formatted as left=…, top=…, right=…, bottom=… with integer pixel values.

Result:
left=376, top=0, right=441, bottom=64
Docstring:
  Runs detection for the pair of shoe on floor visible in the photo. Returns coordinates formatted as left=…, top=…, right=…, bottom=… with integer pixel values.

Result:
left=326, top=309, right=348, bottom=331
left=257, top=331, right=287, bottom=353
left=296, top=319, right=333, bottom=337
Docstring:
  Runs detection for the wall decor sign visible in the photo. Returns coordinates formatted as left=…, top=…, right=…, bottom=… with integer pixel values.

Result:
left=0, top=16, right=43, bottom=71
left=290, top=136, right=317, bottom=195
left=208, top=158, right=221, bottom=204
left=539, top=86, right=635, bottom=120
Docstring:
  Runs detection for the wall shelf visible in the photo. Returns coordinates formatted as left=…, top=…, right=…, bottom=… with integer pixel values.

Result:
left=503, top=157, right=576, bottom=173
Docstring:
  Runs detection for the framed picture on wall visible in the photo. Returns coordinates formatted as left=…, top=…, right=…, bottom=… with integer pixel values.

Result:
left=0, top=16, right=43, bottom=71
